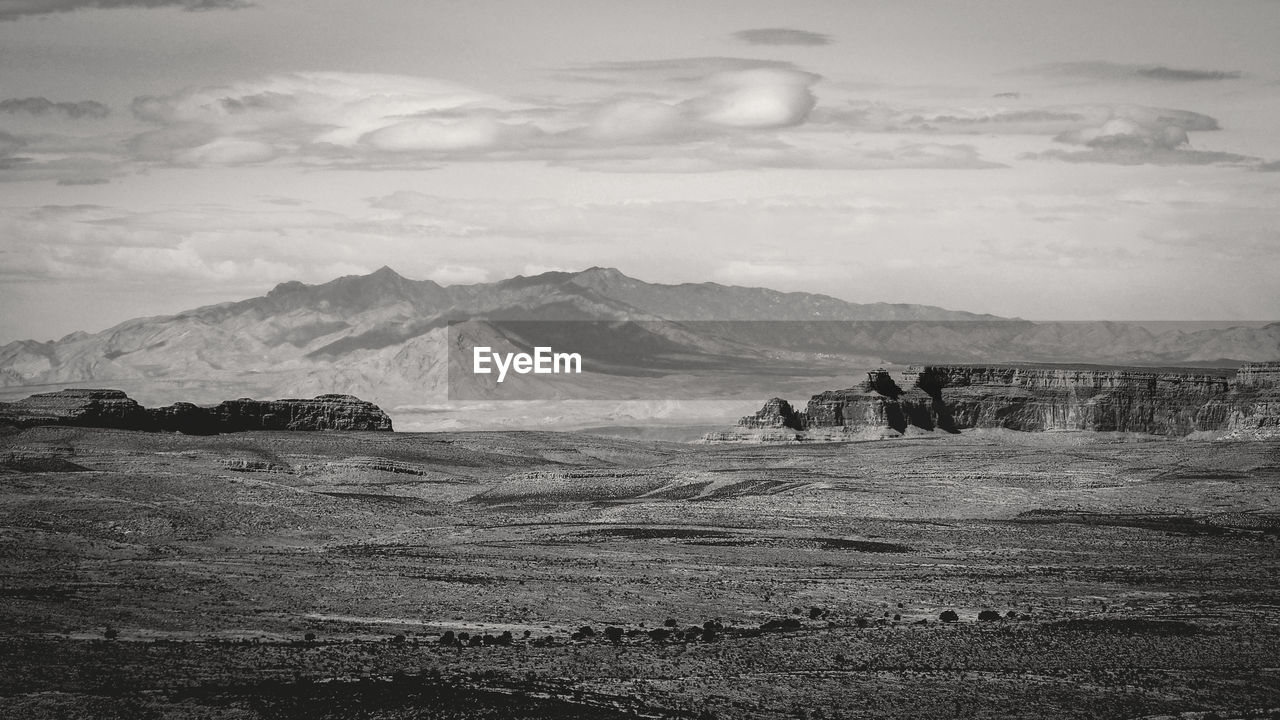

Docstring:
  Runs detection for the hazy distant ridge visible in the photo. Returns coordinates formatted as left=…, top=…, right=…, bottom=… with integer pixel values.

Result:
left=0, top=267, right=1276, bottom=412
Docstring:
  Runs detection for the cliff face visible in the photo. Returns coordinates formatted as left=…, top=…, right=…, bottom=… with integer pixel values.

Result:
left=738, top=362, right=1280, bottom=438
left=1, top=390, right=393, bottom=433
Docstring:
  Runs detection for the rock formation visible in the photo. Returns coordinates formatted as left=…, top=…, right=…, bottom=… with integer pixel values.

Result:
left=736, top=361, right=1280, bottom=438
left=738, top=397, right=806, bottom=430
left=0, top=390, right=393, bottom=433
left=0, top=389, right=155, bottom=430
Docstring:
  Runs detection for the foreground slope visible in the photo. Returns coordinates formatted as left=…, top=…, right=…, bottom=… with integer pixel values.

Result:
left=1, top=426, right=1278, bottom=719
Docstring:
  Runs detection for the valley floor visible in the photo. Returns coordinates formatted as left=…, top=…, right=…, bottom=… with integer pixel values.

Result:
left=1, top=426, right=1278, bottom=719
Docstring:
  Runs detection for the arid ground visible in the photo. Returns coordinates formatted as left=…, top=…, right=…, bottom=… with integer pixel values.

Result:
left=1, top=426, right=1278, bottom=719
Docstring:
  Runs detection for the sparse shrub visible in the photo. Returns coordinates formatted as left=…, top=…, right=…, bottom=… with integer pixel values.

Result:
left=939, top=610, right=959, bottom=623
left=808, top=606, right=825, bottom=619
left=978, top=610, right=1001, bottom=622
left=603, top=626, right=623, bottom=644
left=391, top=633, right=406, bottom=644
left=855, top=616, right=869, bottom=629
left=577, top=625, right=596, bottom=637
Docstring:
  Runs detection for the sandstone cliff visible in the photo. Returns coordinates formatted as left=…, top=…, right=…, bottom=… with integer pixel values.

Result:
left=736, top=361, right=1280, bottom=438
left=0, top=390, right=393, bottom=433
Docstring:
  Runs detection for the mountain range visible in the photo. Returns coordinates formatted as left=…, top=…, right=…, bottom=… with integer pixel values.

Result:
left=1, top=267, right=1276, bottom=429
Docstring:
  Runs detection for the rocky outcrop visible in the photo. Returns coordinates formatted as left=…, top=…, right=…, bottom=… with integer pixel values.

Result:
left=150, top=394, right=394, bottom=433
left=0, top=389, right=393, bottom=433
left=736, top=362, right=1280, bottom=438
left=0, top=389, right=156, bottom=430
left=738, top=397, right=805, bottom=430
left=1236, top=361, right=1280, bottom=388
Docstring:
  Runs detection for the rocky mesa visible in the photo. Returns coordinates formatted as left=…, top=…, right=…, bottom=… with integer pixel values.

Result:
left=729, top=361, right=1280, bottom=440
left=0, top=390, right=393, bottom=433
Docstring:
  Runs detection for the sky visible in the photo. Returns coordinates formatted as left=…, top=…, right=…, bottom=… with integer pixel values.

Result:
left=1, top=0, right=1279, bottom=342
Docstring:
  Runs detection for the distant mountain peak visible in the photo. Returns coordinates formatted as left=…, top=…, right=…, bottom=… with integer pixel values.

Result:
left=576, top=266, right=627, bottom=279
left=369, top=265, right=404, bottom=279
left=569, top=266, right=634, bottom=291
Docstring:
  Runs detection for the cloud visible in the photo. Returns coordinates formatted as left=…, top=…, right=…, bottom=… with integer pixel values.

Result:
left=127, top=72, right=523, bottom=164
left=0, top=129, right=122, bottom=184
left=582, top=100, right=690, bottom=142
left=1026, top=106, right=1255, bottom=166
left=732, top=28, right=832, bottom=46
left=812, top=101, right=1219, bottom=137
left=0, top=0, right=248, bottom=21
left=425, top=265, right=490, bottom=285
left=174, top=137, right=278, bottom=165
left=1024, top=61, right=1242, bottom=82
left=683, top=68, right=817, bottom=129
left=119, top=68, right=844, bottom=171
left=543, top=137, right=1003, bottom=173
left=810, top=100, right=1261, bottom=167
left=0, top=97, right=109, bottom=119
left=362, top=113, right=532, bottom=153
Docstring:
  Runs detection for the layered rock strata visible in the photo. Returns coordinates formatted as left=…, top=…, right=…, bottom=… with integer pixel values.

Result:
left=0, top=390, right=393, bottom=433
left=739, top=362, right=1280, bottom=438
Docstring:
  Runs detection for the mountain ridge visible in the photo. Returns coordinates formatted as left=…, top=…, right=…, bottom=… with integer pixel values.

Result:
left=1, top=267, right=1276, bottom=429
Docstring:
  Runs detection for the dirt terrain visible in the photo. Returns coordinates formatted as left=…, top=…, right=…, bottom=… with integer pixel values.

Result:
left=1, top=426, right=1278, bottom=719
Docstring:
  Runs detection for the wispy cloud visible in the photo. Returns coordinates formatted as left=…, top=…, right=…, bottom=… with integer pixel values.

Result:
left=732, top=28, right=832, bottom=46
left=118, top=68, right=847, bottom=171
left=0, top=129, right=122, bottom=184
left=1023, top=61, right=1243, bottom=82
left=6, top=64, right=1265, bottom=180
left=0, top=0, right=248, bottom=21
left=0, top=97, right=109, bottom=119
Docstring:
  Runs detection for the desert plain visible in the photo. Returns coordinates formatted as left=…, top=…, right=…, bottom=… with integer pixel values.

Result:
left=1, top=425, right=1277, bottom=719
